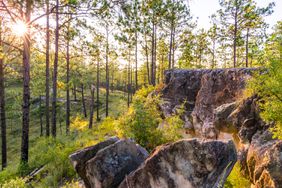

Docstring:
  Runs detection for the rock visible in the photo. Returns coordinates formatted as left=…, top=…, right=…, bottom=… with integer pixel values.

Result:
left=160, top=68, right=256, bottom=139
left=161, top=69, right=211, bottom=116
left=119, top=139, right=237, bottom=188
left=245, top=130, right=282, bottom=188
left=214, top=96, right=263, bottom=143
left=192, top=68, right=255, bottom=138
left=85, top=139, right=149, bottom=188
left=69, top=137, right=120, bottom=188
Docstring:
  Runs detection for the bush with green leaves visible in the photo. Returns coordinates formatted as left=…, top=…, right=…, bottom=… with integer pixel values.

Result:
left=116, top=86, right=183, bottom=150
left=247, top=22, right=282, bottom=139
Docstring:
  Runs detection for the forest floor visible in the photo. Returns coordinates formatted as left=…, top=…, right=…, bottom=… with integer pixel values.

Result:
left=0, top=84, right=128, bottom=187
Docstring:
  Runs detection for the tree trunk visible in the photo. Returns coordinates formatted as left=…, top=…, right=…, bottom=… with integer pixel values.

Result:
left=66, top=20, right=70, bottom=134
left=39, top=95, right=43, bottom=136
left=233, top=0, right=238, bottom=68
left=246, top=28, right=249, bottom=67
left=96, top=59, right=100, bottom=121
left=51, top=0, right=59, bottom=137
left=127, top=50, right=131, bottom=107
left=144, top=32, right=150, bottom=85
left=135, top=30, right=138, bottom=91
left=105, top=24, right=109, bottom=117
left=45, top=0, right=50, bottom=137
left=0, top=20, right=7, bottom=168
left=151, top=20, right=156, bottom=86
left=21, top=0, right=32, bottom=163
left=89, top=85, right=95, bottom=129
left=81, top=84, right=87, bottom=118
left=168, top=23, right=173, bottom=69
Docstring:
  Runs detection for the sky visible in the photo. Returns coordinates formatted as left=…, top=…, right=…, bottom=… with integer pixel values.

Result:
left=190, top=0, right=282, bottom=30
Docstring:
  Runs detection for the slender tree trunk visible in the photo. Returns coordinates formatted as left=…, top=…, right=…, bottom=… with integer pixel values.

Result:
left=96, top=59, right=100, bottom=121
left=127, top=50, right=131, bottom=107
left=246, top=28, right=249, bottom=67
left=144, top=32, right=150, bottom=85
left=21, top=0, right=32, bottom=163
left=105, top=24, right=109, bottom=117
left=40, top=95, right=43, bottom=136
left=135, top=30, right=138, bottom=91
left=233, top=0, right=238, bottom=68
left=212, top=39, right=216, bottom=68
left=66, top=20, right=70, bottom=134
left=51, top=0, right=59, bottom=137
left=172, top=27, right=175, bottom=69
left=153, top=24, right=157, bottom=85
left=45, top=0, right=50, bottom=137
left=168, top=24, right=173, bottom=69
left=151, top=20, right=156, bottom=86
left=81, top=84, right=87, bottom=118
left=0, top=20, right=7, bottom=168
left=89, top=85, right=95, bottom=129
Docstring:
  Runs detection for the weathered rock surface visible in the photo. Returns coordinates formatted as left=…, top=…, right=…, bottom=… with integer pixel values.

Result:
left=119, top=139, right=237, bottom=188
left=161, top=68, right=256, bottom=139
left=245, top=130, right=282, bottom=188
left=69, top=137, right=120, bottom=188
left=192, top=68, right=254, bottom=138
left=214, top=95, right=263, bottom=143
left=85, top=139, right=149, bottom=188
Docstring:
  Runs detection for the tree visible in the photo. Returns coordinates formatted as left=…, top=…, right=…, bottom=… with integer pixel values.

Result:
left=0, top=16, right=7, bottom=169
left=52, top=0, right=59, bottom=137
left=45, top=0, right=50, bottom=136
left=215, top=0, right=274, bottom=68
left=164, top=0, right=191, bottom=69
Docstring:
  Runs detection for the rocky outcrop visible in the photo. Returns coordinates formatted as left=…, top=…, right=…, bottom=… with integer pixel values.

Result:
left=245, top=130, right=282, bottom=188
left=161, top=68, right=256, bottom=139
left=70, top=138, right=148, bottom=188
left=69, top=137, right=120, bottom=188
left=160, top=68, right=282, bottom=188
left=119, top=139, right=237, bottom=188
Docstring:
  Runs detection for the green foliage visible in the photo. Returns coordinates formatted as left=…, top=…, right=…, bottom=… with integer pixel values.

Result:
left=247, top=22, right=282, bottom=139
left=1, top=177, right=26, bottom=188
left=116, top=86, right=183, bottom=150
left=224, top=163, right=251, bottom=188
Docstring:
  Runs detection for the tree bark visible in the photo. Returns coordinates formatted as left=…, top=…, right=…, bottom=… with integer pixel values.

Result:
left=89, top=85, right=95, bottom=129
left=127, top=50, right=131, bottom=107
left=144, top=32, right=150, bottom=85
left=45, top=0, right=50, bottom=137
left=135, top=30, right=138, bottom=91
left=81, top=84, right=87, bottom=118
left=66, top=18, right=70, bottom=134
left=21, top=0, right=32, bottom=163
left=246, top=28, right=249, bottom=67
left=51, top=0, right=59, bottom=137
left=233, top=0, right=238, bottom=68
left=105, top=24, right=109, bottom=117
left=96, top=59, right=100, bottom=121
left=168, top=23, right=173, bottom=69
left=0, top=19, right=7, bottom=168
left=39, top=95, right=43, bottom=136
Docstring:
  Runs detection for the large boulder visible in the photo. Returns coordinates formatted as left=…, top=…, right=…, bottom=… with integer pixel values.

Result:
left=192, top=68, right=255, bottom=138
left=85, top=139, right=149, bottom=188
left=119, top=139, right=237, bottom=188
left=245, top=130, right=282, bottom=188
left=69, top=137, right=120, bottom=188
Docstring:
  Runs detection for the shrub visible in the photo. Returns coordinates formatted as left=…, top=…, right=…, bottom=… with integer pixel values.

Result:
left=116, top=86, right=183, bottom=150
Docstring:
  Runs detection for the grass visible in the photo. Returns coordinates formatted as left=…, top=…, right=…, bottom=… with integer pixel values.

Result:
left=0, top=83, right=127, bottom=187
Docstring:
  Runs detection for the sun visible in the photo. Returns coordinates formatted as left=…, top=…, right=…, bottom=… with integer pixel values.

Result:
left=11, top=20, right=28, bottom=37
